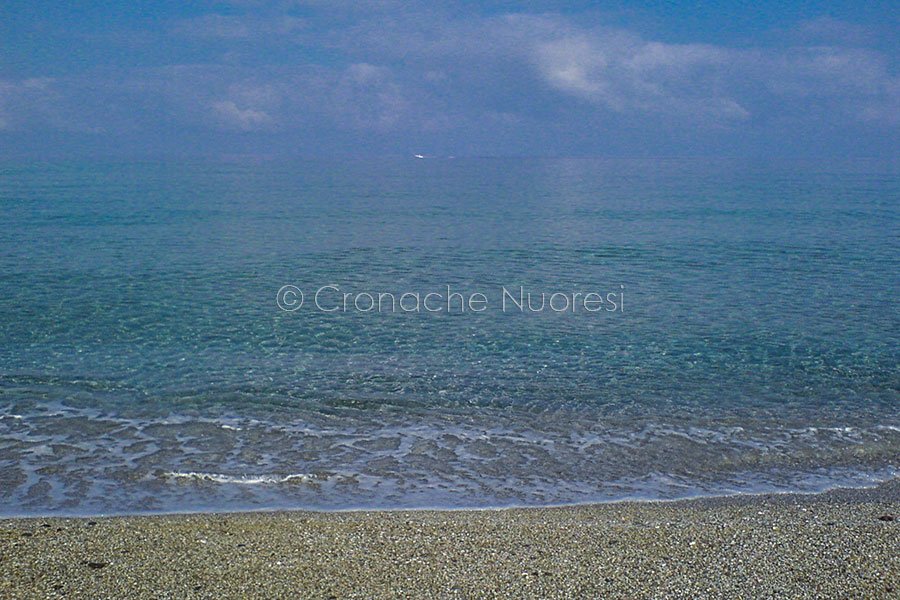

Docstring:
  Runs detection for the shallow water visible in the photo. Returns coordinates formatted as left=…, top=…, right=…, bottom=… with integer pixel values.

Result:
left=0, top=158, right=897, bottom=515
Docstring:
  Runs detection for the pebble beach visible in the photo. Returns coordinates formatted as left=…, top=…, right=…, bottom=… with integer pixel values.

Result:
left=2, top=481, right=897, bottom=599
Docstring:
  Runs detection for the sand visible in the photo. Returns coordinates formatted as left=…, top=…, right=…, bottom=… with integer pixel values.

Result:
left=2, top=482, right=898, bottom=599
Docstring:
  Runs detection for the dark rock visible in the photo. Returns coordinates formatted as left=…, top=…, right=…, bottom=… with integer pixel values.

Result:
left=876, top=515, right=894, bottom=522
left=84, top=561, right=107, bottom=569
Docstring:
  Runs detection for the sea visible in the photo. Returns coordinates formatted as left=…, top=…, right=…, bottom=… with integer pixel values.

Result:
left=0, top=157, right=897, bottom=516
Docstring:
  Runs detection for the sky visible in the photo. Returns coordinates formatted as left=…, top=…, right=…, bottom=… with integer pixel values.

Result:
left=0, top=1, right=898, bottom=159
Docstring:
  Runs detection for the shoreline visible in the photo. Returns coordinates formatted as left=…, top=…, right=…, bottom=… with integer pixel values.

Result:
left=2, top=474, right=899, bottom=520
left=3, top=480, right=897, bottom=598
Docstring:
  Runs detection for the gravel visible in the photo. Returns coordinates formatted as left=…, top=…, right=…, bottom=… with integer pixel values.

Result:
left=2, top=481, right=898, bottom=599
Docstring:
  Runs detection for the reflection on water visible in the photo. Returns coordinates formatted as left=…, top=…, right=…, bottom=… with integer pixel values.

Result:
left=0, top=158, right=897, bottom=514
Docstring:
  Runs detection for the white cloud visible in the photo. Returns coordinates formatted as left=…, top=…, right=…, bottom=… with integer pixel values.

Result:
left=0, top=77, right=104, bottom=132
left=536, top=37, right=609, bottom=99
left=792, top=17, right=873, bottom=46
left=330, top=63, right=409, bottom=131
left=172, top=15, right=306, bottom=40
left=528, top=26, right=746, bottom=121
left=211, top=100, right=273, bottom=130
left=2, top=9, right=896, bottom=149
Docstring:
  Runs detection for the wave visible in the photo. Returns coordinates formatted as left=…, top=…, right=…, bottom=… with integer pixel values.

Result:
left=164, top=472, right=320, bottom=485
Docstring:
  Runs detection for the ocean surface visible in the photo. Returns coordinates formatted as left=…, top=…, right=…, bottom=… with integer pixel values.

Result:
left=0, top=158, right=897, bottom=516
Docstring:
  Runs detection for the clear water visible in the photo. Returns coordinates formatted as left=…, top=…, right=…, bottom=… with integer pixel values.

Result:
left=0, top=158, right=897, bottom=516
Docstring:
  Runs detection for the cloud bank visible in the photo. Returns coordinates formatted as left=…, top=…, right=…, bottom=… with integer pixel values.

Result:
left=0, top=5, right=897, bottom=157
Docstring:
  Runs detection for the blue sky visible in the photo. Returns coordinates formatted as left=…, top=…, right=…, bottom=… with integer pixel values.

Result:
left=1, top=1, right=897, bottom=158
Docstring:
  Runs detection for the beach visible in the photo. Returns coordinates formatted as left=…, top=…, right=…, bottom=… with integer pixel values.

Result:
left=4, top=0, right=899, bottom=597
left=3, top=481, right=897, bottom=599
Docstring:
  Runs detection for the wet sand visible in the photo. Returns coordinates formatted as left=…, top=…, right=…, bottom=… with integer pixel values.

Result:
left=2, top=481, right=898, bottom=599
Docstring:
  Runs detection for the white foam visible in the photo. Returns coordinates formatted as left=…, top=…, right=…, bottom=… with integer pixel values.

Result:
left=164, top=472, right=318, bottom=485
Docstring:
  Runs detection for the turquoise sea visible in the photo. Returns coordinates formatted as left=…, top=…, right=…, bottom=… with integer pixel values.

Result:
left=0, top=158, right=897, bottom=515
